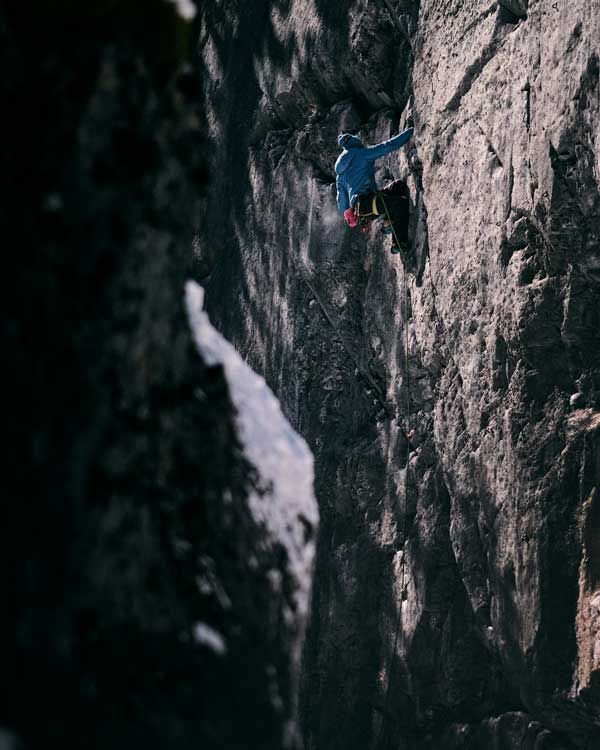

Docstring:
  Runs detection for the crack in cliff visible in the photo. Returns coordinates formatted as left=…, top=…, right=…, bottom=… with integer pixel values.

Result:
left=549, top=142, right=599, bottom=255
left=459, top=2, right=506, bottom=40
left=505, top=151, right=514, bottom=223
left=476, top=121, right=504, bottom=168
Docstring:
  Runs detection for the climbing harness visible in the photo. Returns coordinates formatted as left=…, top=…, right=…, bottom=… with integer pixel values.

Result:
left=355, top=188, right=411, bottom=248
left=354, top=194, right=382, bottom=234
left=355, top=194, right=381, bottom=220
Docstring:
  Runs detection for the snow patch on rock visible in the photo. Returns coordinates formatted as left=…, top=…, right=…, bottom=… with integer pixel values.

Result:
left=185, top=281, right=318, bottom=622
left=193, top=622, right=227, bottom=655
left=166, top=0, right=196, bottom=22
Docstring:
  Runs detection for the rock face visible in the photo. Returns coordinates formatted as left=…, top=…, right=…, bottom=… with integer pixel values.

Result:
left=199, top=1, right=600, bottom=748
left=186, top=282, right=318, bottom=749
left=2, top=3, right=317, bottom=749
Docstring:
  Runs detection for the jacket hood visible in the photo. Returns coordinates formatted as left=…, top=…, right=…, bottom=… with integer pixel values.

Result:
left=335, top=134, right=364, bottom=174
left=337, top=133, right=363, bottom=149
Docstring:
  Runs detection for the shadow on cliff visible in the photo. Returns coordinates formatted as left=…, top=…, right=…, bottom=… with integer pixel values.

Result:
left=493, top=54, right=600, bottom=718
left=199, top=0, right=356, bottom=372
left=514, top=54, right=600, bottom=739
left=499, top=53, right=600, bottom=402
left=199, top=3, right=438, bottom=749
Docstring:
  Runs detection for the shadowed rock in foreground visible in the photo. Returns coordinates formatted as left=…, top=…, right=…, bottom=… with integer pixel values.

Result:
left=2, top=3, right=317, bottom=748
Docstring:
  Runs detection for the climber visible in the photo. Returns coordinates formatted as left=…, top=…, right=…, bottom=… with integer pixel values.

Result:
left=335, top=127, right=413, bottom=256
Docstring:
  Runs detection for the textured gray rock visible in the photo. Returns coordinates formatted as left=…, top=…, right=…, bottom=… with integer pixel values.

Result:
left=199, top=0, right=600, bottom=748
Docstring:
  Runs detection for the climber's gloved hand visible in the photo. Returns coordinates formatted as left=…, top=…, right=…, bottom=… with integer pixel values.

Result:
left=344, top=207, right=358, bottom=228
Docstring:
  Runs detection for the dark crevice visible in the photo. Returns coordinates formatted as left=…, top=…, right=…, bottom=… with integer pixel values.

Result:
left=498, top=1, right=528, bottom=22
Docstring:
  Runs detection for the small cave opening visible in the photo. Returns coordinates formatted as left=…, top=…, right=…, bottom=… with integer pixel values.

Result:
left=498, top=1, right=528, bottom=24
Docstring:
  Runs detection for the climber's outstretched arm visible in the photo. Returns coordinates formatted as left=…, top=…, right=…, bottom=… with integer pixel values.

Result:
left=364, top=127, right=414, bottom=161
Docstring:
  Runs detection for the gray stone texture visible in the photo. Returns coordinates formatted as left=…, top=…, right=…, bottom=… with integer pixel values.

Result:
left=199, top=0, right=600, bottom=748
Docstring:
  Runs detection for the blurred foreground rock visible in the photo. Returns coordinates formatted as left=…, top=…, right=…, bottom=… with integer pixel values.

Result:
left=2, top=2, right=317, bottom=748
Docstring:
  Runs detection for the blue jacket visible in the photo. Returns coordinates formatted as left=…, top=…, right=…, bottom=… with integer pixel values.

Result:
left=335, top=128, right=413, bottom=214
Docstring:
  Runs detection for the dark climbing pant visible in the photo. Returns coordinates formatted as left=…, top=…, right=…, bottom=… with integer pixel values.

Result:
left=355, top=179, right=409, bottom=242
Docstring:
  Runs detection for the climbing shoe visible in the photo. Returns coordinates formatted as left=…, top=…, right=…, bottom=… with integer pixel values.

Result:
left=380, top=223, right=394, bottom=236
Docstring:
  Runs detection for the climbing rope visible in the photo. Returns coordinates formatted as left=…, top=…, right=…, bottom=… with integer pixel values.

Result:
left=297, top=180, right=396, bottom=427
left=375, top=193, right=412, bottom=749
left=378, top=192, right=410, bottom=266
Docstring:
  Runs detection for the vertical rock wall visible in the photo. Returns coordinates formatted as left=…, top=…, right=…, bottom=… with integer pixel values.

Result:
left=406, top=1, right=600, bottom=746
left=200, top=0, right=600, bottom=748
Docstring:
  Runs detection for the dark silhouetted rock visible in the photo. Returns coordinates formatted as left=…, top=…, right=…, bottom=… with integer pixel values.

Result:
left=2, top=2, right=317, bottom=749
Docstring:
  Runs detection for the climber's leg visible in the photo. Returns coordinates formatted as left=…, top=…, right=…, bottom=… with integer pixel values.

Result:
left=379, top=181, right=410, bottom=244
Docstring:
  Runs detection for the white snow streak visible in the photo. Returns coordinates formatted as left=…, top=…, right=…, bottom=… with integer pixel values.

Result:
left=193, top=623, right=227, bottom=655
left=185, top=282, right=318, bottom=622
left=166, top=0, right=197, bottom=21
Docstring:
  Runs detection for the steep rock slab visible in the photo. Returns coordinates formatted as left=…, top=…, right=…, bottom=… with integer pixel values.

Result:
left=408, top=0, right=600, bottom=744
left=199, top=0, right=600, bottom=748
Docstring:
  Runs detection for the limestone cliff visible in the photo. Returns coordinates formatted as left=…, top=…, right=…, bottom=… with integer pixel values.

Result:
left=199, top=1, right=600, bottom=748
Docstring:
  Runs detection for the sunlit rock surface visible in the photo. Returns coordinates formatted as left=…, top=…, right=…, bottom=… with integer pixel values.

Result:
left=199, top=1, right=600, bottom=748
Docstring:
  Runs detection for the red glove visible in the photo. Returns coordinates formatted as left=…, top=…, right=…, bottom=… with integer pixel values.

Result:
left=344, top=207, right=358, bottom=228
